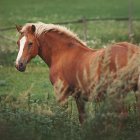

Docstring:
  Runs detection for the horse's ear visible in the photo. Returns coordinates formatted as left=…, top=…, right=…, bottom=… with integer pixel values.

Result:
left=16, top=25, right=22, bottom=32
left=31, top=25, right=36, bottom=33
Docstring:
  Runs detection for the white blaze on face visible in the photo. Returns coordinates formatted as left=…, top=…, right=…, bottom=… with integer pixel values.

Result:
left=16, top=36, right=26, bottom=65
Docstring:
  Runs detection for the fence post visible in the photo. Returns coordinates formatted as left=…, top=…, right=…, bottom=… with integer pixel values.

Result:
left=82, top=17, right=88, bottom=42
left=128, top=0, right=133, bottom=42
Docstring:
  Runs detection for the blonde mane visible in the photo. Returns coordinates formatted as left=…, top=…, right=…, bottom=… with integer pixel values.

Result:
left=21, top=22, right=86, bottom=46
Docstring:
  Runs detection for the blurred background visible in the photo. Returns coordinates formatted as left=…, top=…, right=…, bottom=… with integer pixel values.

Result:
left=0, top=0, right=140, bottom=60
left=0, top=0, right=140, bottom=140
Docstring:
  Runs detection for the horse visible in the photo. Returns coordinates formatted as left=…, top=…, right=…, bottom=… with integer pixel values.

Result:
left=15, top=22, right=140, bottom=124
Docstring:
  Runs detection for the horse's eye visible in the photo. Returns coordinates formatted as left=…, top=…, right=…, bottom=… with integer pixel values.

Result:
left=28, top=42, right=33, bottom=46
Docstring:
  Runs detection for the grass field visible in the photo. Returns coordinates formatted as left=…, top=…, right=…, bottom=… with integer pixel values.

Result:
left=1, top=0, right=140, bottom=50
left=1, top=0, right=140, bottom=140
left=0, top=0, right=140, bottom=25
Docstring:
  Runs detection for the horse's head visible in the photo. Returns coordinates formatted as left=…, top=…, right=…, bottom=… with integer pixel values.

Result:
left=15, top=24, right=39, bottom=72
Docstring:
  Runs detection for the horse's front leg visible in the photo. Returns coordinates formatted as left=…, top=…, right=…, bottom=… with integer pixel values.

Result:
left=75, top=96, right=86, bottom=124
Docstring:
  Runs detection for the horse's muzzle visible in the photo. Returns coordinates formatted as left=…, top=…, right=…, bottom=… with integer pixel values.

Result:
left=15, top=62, right=26, bottom=72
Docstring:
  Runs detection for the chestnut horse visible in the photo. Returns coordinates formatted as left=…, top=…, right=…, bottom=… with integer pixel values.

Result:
left=15, top=22, right=140, bottom=124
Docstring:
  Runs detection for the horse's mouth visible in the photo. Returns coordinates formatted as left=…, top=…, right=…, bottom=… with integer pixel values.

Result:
left=15, top=63, right=26, bottom=72
left=18, top=67, right=26, bottom=72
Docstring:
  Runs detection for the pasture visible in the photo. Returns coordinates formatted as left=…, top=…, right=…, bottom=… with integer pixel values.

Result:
left=0, top=0, right=140, bottom=140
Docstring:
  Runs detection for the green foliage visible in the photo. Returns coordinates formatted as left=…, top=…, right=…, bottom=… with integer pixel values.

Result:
left=0, top=87, right=140, bottom=140
left=0, top=0, right=140, bottom=26
left=0, top=0, right=140, bottom=53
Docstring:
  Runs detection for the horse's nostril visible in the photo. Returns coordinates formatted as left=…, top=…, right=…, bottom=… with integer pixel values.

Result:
left=19, top=63, right=23, bottom=68
left=17, top=62, right=26, bottom=72
left=18, top=63, right=25, bottom=70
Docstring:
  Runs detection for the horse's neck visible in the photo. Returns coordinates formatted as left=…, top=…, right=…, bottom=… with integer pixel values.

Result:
left=38, top=32, right=92, bottom=67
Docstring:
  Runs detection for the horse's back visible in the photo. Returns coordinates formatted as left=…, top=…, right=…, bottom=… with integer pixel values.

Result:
left=101, top=42, right=138, bottom=72
left=86, top=42, right=139, bottom=82
left=74, top=42, right=139, bottom=83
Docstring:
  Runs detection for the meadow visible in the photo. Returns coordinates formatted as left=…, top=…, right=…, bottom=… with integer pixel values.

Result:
left=1, top=0, right=140, bottom=140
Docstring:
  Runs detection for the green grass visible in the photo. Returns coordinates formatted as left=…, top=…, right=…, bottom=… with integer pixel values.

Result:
left=0, top=0, right=140, bottom=26
left=0, top=61, right=53, bottom=99
left=0, top=0, right=140, bottom=52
